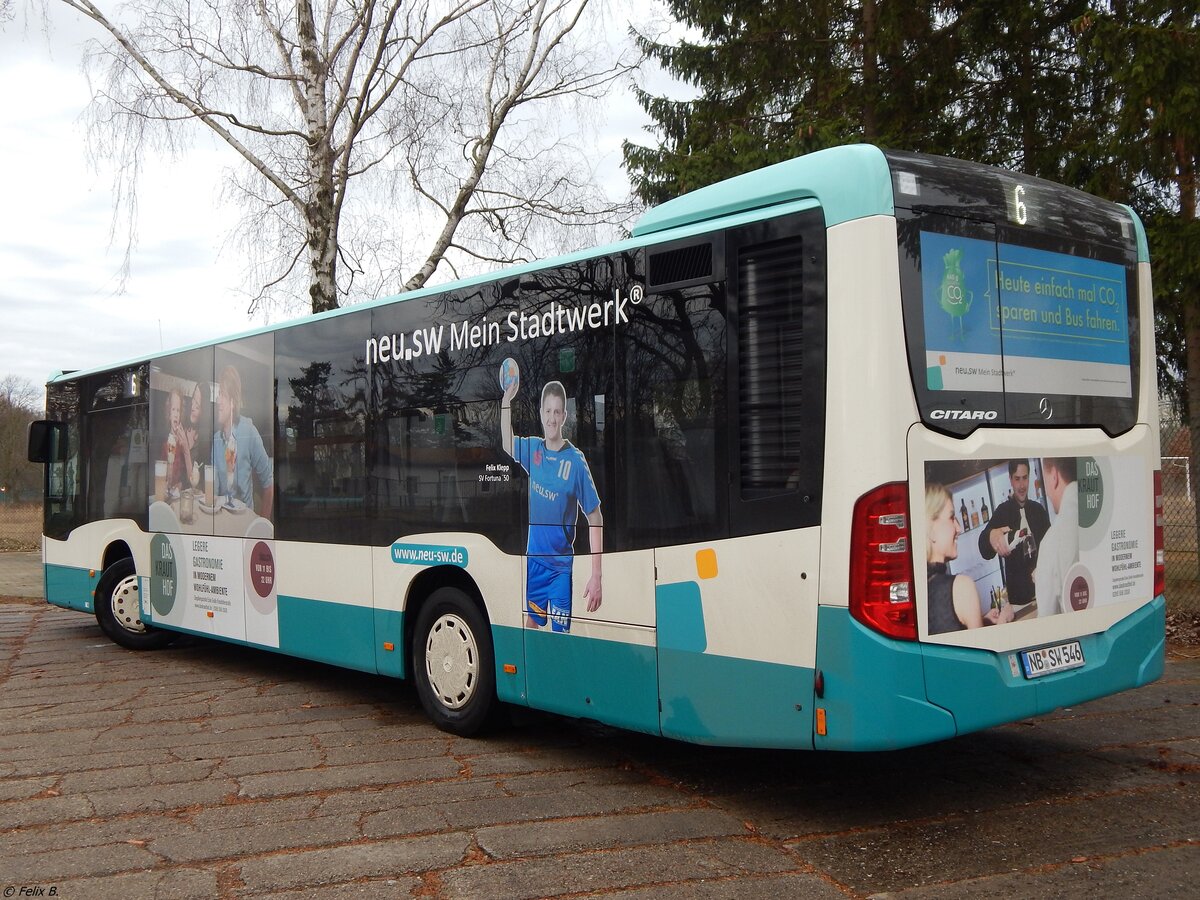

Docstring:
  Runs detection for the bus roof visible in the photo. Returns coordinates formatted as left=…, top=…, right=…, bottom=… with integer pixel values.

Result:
left=48, top=143, right=1146, bottom=385
left=632, top=144, right=894, bottom=237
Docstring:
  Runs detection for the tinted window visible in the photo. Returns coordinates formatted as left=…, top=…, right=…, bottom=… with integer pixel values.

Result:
left=727, top=209, right=827, bottom=535
left=496, top=261, right=613, bottom=557
left=896, top=208, right=1140, bottom=436
left=372, top=286, right=524, bottom=550
left=88, top=364, right=148, bottom=412
left=276, top=313, right=370, bottom=543
left=44, top=381, right=82, bottom=540
left=149, top=347, right=215, bottom=534
left=622, top=274, right=727, bottom=549
left=377, top=394, right=522, bottom=549
left=86, top=403, right=149, bottom=528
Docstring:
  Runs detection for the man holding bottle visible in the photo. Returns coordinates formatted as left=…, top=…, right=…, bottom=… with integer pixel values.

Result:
left=977, top=459, right=1050, bottom=609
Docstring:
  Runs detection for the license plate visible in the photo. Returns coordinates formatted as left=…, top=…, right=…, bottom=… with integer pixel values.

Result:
left=1020, top=641, right=1085, bottom=679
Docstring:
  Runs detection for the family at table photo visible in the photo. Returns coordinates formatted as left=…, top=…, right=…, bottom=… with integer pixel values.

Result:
left=149, top=350, right=274, bottom=539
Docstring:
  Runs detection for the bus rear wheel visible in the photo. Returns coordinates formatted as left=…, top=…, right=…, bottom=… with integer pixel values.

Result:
left=95, top=558, right=176, bottom=651
left=412, top=587, right=497, bottom=737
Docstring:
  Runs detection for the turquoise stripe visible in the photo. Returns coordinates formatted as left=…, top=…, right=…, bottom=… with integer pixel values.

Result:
left=655, top=580, right=812, bottom=748
left=920, top=638, right=1042, bottom=736
left=524, top=628, right=659, bottom=736
left=44, top=563, right=97, bottom=614
left=659, top=648, right=813, bottom=748
left=816, top=598, right=1166, bottom=750
left=492, top=625, right=527, bottom=706
left=138, top=594, right=380, bottom=673
left=277, top=595, right=376, bottom=673
left=1033, top=595, right=1165, bottom=712
left=373, top=608, right=405, bottom=679
left=814, top=606, right=956, bottom=751
left=922, top=596, right=1165, bottom=734
left=656, top=582, right=708, bottom=653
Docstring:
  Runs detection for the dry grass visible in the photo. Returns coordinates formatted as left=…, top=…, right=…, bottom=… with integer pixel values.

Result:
left=0, top=504, right=40, bottom=551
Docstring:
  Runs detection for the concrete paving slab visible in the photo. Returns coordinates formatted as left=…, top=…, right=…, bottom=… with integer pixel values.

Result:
left=0, top=602, right=1196, bottom=898
left=868, top=842, right=1200, bottom=899
left=0, top=550, right=43, bottom=599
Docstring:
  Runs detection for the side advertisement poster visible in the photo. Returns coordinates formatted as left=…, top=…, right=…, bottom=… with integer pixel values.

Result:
left=924, top=455, right=1150, bottom=636
left=147, top=334, right=275, bottom=540
left=145, top=533, right=279, bottom=648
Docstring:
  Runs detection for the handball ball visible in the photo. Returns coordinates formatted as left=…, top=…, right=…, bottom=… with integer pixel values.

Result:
left=499, top=357, right=519, bottom=392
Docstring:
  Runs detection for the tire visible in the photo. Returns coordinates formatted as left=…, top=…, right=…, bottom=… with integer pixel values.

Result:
left=412, top=587, right=497, bottom=737
left=95, top=557, right=177, bottom=651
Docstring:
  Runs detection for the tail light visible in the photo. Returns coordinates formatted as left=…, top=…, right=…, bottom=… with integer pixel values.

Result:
left=850, top=482, right=917, bottom=641
left=1154, top=469, right=1165, bottom=598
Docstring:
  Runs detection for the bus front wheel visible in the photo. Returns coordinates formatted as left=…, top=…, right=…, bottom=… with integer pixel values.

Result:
left=95, top=558, right=176, bottom=651
left=412, top=587, right=497, bottom=737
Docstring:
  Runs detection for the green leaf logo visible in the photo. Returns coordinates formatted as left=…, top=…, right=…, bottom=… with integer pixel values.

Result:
left=939, top=248, right=972, bottom=337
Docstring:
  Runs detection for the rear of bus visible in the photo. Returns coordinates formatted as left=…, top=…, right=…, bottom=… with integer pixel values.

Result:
left=815, top=150, right=1164, bottom=750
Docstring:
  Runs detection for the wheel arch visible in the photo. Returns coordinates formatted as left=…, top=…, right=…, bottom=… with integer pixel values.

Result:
left=402, top=565, right=488, bottom=674
left=102, top=540, right=134, bottom=573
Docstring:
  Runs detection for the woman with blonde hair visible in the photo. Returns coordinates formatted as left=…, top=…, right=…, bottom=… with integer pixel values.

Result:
left=927, top=483, right=1012, bottom=634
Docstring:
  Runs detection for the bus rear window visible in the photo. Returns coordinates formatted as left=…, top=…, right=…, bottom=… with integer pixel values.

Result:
left=896, top=212, right=1139, bottom=436
left=886, top=150, right=1141, bottom=437
left=919, top=231, right=1131, bottom=399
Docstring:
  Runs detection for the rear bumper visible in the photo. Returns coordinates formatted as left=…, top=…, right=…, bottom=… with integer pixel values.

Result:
left=814, top=597, right=1165, bottom=751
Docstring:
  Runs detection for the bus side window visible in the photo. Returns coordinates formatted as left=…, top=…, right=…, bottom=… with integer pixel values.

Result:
left=737, top=235, right=807, bottom=497
left=622, top=283, right=728, bottom=549
left=276, top=314, right=370, bottom=544
left=728, top=209, right=827, bottom=535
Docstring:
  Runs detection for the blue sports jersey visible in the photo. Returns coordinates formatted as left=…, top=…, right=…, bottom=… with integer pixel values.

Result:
left=512, top=436, right=600, bottom=570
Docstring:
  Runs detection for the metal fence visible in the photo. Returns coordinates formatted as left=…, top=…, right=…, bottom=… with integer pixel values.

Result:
left=0, top=498, right=40, bottom=552
left=4, top=443, right=1199, bottom=612
left=1161, top=418, right=1199, bottom=613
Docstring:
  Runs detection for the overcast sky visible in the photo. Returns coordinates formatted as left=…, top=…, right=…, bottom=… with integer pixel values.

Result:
left=0, top=2, right=670, bottom=405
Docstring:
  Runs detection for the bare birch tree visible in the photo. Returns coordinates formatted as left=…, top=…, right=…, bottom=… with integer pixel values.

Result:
left=56, top=0, right=633, bottom=314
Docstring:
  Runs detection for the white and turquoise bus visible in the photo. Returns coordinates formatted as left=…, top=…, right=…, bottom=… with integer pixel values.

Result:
left=27, top=145, right=1164, bottom=750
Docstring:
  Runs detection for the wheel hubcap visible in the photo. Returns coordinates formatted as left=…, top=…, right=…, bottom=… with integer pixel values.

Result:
left=424, top=613, right=479, bottom=710
left=111, top=574, right=148, bottom=633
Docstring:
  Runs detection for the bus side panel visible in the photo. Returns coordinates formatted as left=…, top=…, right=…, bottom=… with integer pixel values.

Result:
left=522, top=546, right=658, bottom=731
left=275, top=595, right=376, bottom=674
left=43, top=520, right=148, bottom=614
left=658, top=643, right=814, bottom=748
left=373, top=534, right=525, bottom=698
left=523, top=623, right=660, bottom=736
left=813, top=606, right=957, bottom=751
left=270, top=541, right=376, bottom=672
left=655, top=531, right=819, bottom=749
left=491, top=624, right=526, bottom=706
left=45, top=557, right=97, bottom=613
